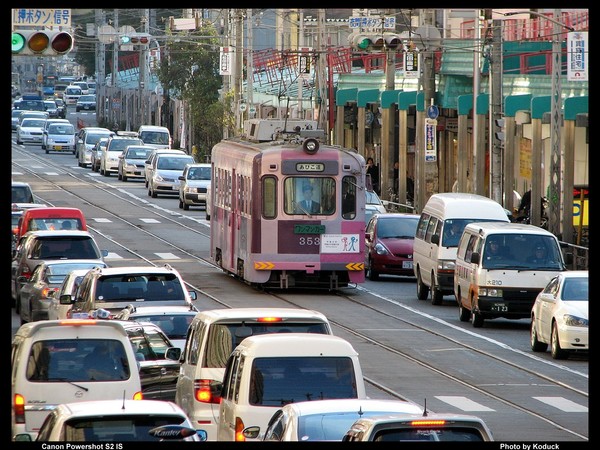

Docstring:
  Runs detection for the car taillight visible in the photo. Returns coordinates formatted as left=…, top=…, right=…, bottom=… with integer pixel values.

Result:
left=14, top=394, right=25, bottom=423
left=411, top=419, right=446, bottom=426
left=133, top=391, right=144, bottom=400
left=41, top=287, right=59, bottom=298
left=194, top=379, right=221, bottom=404
left=235, top=416, right=246, bottom=441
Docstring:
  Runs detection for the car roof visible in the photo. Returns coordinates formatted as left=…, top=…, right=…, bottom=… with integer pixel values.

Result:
left=195, top=307, right=329, bottom=323
left=236, top=333, right=354, bottom=357
left=53, top=399, right=188, bottom=418
left=556, top=270, right=588, bottom=279
left=33, top=259, right=106, bottom=267
left=138, top=125, right=169, bottom=131
left=281, top=398, right=422, bottom=416
left=90, top=265, right=178, bottom=276
left=123, top=305, right=198, bottom=315
left=22, top=230, right=93, bottom=238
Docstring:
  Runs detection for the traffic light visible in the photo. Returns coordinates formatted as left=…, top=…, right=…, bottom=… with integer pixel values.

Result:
left=350, top=32, right=401, bottom=52
left=11, top=29, right=73, bottom=56
left=119, top=33, right=150, bottom=48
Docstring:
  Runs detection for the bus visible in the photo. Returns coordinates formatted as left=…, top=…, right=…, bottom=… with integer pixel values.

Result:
left=210, top=121, right=367, bottom=289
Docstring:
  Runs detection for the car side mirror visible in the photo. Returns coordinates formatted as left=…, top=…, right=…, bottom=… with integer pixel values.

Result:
left=431, top=234, right=440, bottom=245
left=470, top=252, right=480, bottom=264
left=179, top=176, right=185, bottom=181
left=165, top=347, right=181, bottom=361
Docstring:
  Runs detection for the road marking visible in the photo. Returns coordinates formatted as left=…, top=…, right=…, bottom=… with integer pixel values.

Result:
left=92, top=218, right=112, bottom=222
left=435, top=396, right=495, bottom=412
left=533, top=397, right=588, bottom=412
left=140, top=218, right=160, bottom=223
left=105, top=252, right=123, bottom=259
left=155, top=253, right=180, bottom=259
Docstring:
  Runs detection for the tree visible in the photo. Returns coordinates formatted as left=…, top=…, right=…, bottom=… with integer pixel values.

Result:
left=156, top=24, right=227, bottom=152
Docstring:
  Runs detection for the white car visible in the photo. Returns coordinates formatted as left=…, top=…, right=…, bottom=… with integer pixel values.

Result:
left=43, top=122, right=76, bottom=154
left=343, top=412, right=495, bottom=442
left=178, top=163, right=211, bottom=210
left=100, top=135, right=143, bottom=176
left=117, top=145, right=155, bottom=181
left=16, top=117, right=46, bottom=145
left=253, top=398, right=422, bottom=441
left=530, top=270, right=588, bottom=359
left=114, top=304, right=198, bottom=351
left=15, top=399, right=204, bottom=442
left=48, top=268, right=96, bottom=320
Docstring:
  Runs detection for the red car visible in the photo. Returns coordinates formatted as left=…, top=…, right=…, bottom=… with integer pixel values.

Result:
left=364, top=213, right=419, bottom=280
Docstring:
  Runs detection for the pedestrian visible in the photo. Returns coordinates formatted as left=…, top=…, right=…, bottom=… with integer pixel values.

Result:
left=366, top=157, right=380, bottom=194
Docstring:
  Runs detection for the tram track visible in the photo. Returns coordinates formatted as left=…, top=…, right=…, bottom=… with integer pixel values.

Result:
left=12, top=145, right=588, bottom=441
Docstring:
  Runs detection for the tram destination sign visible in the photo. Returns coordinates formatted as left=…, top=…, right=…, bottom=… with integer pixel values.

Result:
left=296, top=163, right=324, bottom=172
left=294, top=224, right=326, bottom=234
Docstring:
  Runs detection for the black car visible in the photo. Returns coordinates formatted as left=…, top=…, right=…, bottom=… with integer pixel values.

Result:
left=113, top=320, right=181, bottom=402
left=76, top=94, right=96, bottom=112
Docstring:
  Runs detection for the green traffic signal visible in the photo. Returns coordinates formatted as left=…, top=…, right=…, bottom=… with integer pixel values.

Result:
left=356, top=37, right=370, bottom=50
left=120, top=35, right=131, bottom=45
left=11, top=32, right=26, bottom=53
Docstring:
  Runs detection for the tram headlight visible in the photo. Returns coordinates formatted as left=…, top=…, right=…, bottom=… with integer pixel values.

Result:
left=302, top=138, right=319, bottom=155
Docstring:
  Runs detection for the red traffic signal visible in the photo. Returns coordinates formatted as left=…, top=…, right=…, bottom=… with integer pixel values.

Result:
left=130, top=33, right=150, bottom=45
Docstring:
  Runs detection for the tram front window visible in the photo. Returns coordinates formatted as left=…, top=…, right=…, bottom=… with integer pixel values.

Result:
left=284, top=177, right=336, bottom=216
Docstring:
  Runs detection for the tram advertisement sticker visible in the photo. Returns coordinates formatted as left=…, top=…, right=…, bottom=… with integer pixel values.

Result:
left=320, top=234, right=360, bottom=253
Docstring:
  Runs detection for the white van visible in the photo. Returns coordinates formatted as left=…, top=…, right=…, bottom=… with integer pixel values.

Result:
left=412, top=193, right=510, bottom=305
left=216, top=333, right=367, bottom=441
left=454, top=222, right=567, bottom=327
left=11, top=319, right=143, bottom=440
left=138, top=125, right=172, bottom=149
left=173, top=307, right=333, bottom=441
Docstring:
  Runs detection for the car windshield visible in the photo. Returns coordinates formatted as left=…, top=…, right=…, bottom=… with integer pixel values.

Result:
left=377, top=217, right=419, bottom=239
left=127, top=148, right=153, bottom=159
left=157, top=157, right=194, bottom=170
left=48, top=124, right=75, bottom=134
left=22, top=119, right=46, bottom=128
left=141, top=131, right=170, bottom=145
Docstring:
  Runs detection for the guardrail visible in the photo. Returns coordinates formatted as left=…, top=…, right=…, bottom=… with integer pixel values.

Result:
left=381, top=200, right=415, bottom=214
left=560, top=241, right=589, bottom=271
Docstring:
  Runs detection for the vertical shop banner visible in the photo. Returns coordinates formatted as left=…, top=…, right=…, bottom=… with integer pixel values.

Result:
left=425, top=118, right=437, bottom=162
left=567, top=32, right=588, bottom=81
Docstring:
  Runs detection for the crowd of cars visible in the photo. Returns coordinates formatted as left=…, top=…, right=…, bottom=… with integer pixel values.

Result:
left=11, top=106, right=587, bottom=441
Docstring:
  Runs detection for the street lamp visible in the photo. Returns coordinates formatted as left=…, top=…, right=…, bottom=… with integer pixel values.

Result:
left=503, top=10, right=574, bottom=238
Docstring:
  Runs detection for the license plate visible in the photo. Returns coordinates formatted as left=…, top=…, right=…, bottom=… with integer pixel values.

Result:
left=491, top=304, right=508, bottom=312
left=55, top=146, right=62, bottom=150
left=84, top=105, right=90, bottom=109
left=402, top=261, right=413, bottom=269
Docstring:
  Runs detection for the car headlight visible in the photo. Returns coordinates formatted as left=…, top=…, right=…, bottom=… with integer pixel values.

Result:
left=374, top=242, right=390, bottom=256
left=125, top=163, right=136, bottom=170
left=437, top=260, right=455, bottom=271
left=563, top=314, right=588, bottom=327
left=184, top=186, right=198, bottom=193
left=479, top=288, right=503, bottom=297
left=154, top=174, right=164, bottom=182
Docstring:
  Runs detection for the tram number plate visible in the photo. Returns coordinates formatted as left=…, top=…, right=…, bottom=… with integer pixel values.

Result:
left=491, top=303, right=508, bottom=312
left=294, top=224, right=325, bottom=234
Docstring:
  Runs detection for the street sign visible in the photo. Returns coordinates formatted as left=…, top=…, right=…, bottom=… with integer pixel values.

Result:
left=12, top=8, right=71, bottom=28
left=220, top=47, right=231, bottom=76
left=427, top=105, right=439, bottom=120
left=404, top=50, right=419, bottom=78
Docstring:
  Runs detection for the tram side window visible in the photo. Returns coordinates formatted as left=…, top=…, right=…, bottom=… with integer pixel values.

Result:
left=262, top=176, right=277, bottom=219
left=342, top=177, right=357, bottom=219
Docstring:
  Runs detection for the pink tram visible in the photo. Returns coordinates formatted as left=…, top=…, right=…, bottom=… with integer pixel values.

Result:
left=209, top=129, right=367, bottom=289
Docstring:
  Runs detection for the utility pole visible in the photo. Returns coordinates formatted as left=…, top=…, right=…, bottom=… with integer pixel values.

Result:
left=247, top=9, right=253, bottom=118
left=315, top=9, right=328, bottom=133
left=112, top=9, right=119, bottom=89
left=234, top=9, right=244, bottom=132
left=416, top=9, right=437, bottom=210
left=489, top=18, right=503, bottom=204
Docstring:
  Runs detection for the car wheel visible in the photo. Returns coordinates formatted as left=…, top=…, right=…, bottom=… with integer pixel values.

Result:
left=416, top=269, right=429, bottom=300
left=148, top=187, right=152, bottom=197
left=122, top=173, right=128, bottom=182
left=117, top=171, right=122, bottom=180
left=430, top=274, right=443, bottom=305
left=472, top=309, right=484, bottom=328
left=458, top=292, right=470, bottom=322
left=183, top=202, right=190, bottom=211
left=550, top=322, right=568, bottom=359
left=104, top=169, right=110, bottom=177
left=41, top=144, right=46, bottom=150
left=45, top=149, right=49, bottom=154
left=17, top=139, right=22, bottom=145
left=205, top=212, right=210, bottom=221
left=151, top=188, right=157, bottom=198
left=367, top=257, right=379, bottom=281
left=530, top=319, right=548, bottom=352
left=179, top=199, right=184, bottom=209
